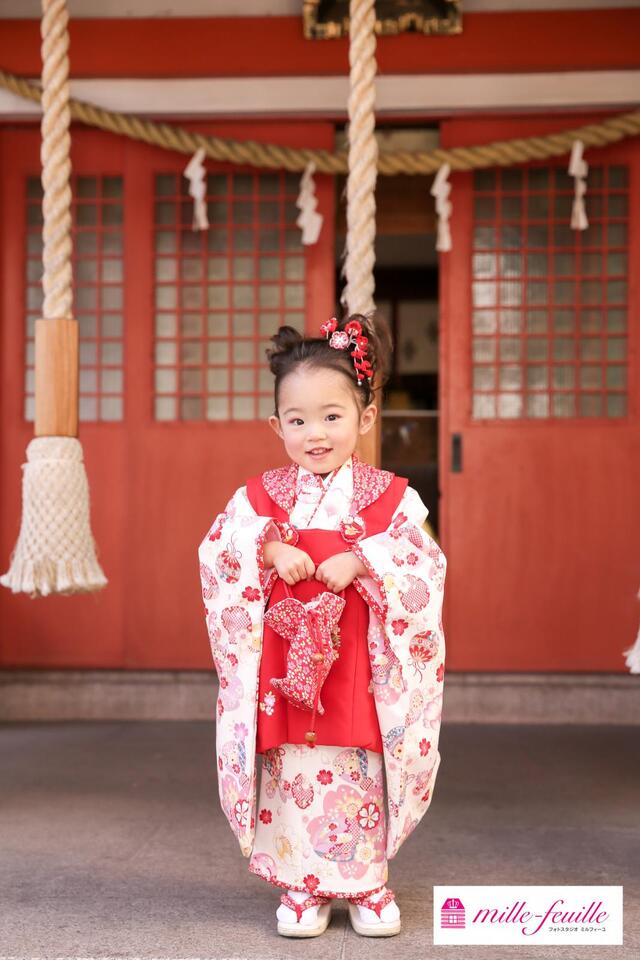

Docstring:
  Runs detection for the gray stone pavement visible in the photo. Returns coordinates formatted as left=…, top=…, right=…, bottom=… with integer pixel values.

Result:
left=0, top=720, right=638, bottom=960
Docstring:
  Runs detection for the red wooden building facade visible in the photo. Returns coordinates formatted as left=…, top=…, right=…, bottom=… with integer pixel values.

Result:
left=0, top=6, right=638, bottom=673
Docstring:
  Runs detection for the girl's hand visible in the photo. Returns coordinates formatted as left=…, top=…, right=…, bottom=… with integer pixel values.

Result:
left=264, top=541, right=316, bottom=585
left=314, top=551, right=367, bottom=592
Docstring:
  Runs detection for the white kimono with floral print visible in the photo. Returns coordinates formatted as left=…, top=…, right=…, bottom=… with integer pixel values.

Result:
left=197, top=453, right=446, bottom=860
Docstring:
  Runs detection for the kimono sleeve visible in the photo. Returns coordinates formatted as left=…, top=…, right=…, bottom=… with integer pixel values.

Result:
left=351, top=485, right=445, bottom=638
left=197, top=485, right=281, bottom=857
left=351, top=485, right=447, bottom=859
left=197, top=485, right=281, bottom=674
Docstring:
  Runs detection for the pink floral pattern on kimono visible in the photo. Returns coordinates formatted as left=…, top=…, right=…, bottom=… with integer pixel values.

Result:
left=198, top=453, right=447, bottom=867
left=249, top=743, right=388, bottom=897
left=307, top=782, right=386, bottom=876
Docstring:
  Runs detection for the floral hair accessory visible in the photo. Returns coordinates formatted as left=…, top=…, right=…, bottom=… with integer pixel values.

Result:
left=320, top=316, right=374, bottom=385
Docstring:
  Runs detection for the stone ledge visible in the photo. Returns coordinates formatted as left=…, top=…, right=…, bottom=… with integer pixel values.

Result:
left=0, top=669, right=638, bottom=723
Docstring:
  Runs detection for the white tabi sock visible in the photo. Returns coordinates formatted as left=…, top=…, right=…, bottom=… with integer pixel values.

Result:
left=356, top=886, right=400, bottom=924
left=276, top=887, right=322, bottom=924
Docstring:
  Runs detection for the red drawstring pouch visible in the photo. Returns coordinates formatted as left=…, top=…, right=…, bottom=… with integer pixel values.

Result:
left=264, top=580, right=346, bottom=742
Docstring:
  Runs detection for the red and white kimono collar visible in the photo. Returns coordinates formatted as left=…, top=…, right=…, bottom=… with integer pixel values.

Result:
left=263, top=452, right=394, bottom=516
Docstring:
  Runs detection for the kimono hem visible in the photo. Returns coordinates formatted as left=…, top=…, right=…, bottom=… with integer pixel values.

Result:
left=249, top=742, right=389, bottom=897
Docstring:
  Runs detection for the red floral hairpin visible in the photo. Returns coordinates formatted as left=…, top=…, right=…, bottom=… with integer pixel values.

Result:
left=319, top=317, right=374, bottom=385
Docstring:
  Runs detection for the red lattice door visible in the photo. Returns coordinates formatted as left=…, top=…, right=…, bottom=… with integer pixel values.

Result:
left=440, top=116, right=640, bottom=671
left=0, top=121, right=335, bottom=668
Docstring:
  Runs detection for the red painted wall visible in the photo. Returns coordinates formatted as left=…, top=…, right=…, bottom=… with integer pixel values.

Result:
left=0, top=11, right=639, bottom=78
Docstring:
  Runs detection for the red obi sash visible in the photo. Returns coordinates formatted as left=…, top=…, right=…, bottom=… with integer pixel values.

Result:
left=246, top=470, right=407, bottom=754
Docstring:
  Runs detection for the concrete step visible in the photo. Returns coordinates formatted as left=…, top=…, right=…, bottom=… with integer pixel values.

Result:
left=0, top=669, right=638, bottom=723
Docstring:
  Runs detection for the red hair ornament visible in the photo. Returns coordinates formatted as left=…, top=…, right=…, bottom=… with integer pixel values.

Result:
left=320, top=317, right=374, bottom=385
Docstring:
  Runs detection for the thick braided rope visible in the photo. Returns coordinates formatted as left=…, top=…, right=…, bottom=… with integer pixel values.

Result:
left=40, top=0, right=72, bottom=319
left=343, top=0, right=378, bottom=315
left=0, top=7, right=108, bottom=596
left=1, top=66, right=639, bottom=174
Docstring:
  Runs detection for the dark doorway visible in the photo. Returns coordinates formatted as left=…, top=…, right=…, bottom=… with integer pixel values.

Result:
left=334, top=140, right=441, bottom=534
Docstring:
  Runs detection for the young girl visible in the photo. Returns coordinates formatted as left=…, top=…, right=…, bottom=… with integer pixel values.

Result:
left=198, top=314, right=446, bottom=938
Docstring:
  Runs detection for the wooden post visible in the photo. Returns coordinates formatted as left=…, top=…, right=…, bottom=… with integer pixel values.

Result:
left=357, top=382, right=381, bottom=466
left=34, top=317, right=78, bottom=437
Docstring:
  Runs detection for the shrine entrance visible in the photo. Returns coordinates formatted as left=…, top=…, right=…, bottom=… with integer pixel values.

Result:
left=439, top=116, right=640, bottom=672
left=335, top=126, right=443, bottom=534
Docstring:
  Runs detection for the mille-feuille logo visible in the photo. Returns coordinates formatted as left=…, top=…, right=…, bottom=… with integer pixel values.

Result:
left=441, top=897, right=466, bottom=928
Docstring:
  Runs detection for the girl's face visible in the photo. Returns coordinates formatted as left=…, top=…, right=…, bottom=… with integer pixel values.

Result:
left=268, top=365, right=377, bottom=476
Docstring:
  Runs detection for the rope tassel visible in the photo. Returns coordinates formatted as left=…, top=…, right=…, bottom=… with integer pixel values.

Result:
left=0, top=438, right=107, bottom=597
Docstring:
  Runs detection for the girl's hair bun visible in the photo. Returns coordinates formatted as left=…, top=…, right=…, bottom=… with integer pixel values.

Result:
left=264, top=311, right=393, bottom=412
left=265, top=325, right=303, bottom=375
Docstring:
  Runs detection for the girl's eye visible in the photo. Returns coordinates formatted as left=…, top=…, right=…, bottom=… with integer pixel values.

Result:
left=287, top=415, right=339, bottom=425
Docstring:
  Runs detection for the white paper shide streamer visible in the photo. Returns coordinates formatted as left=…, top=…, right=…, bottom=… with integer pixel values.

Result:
left=296, top=162, right=323, bottom=245
left=569, top=140, right=589, bottom=231
left=430, top=163, right=452, bottom=253
left=184, top=148, right=209, bottom=231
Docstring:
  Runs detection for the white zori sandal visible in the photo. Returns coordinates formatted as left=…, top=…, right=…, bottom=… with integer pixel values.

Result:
left=347, top=886, right=401, bottom=936
left=276, top=889, right=333, bottom=937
